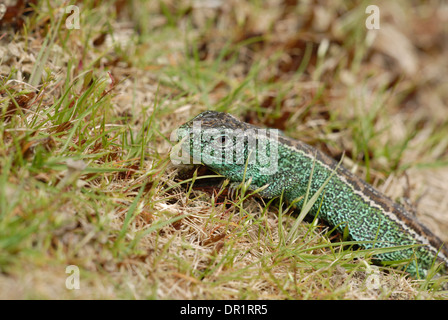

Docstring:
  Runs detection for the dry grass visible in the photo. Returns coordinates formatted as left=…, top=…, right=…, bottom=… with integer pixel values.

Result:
left=0, top=0, right=448, bottom=299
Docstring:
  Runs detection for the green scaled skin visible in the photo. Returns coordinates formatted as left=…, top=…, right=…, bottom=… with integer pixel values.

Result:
left=174, top=111, right=448, bottom=278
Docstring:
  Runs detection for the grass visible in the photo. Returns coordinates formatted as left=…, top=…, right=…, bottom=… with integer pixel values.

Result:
left=0, top=0, right=448, bottom=299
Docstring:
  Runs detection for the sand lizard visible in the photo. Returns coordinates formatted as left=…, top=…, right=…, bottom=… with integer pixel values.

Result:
left=174, top=110, right=448, bottom=278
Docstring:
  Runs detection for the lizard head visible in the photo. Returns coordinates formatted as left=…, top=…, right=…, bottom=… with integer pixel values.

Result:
left=172, top=111, right=280, bottom=182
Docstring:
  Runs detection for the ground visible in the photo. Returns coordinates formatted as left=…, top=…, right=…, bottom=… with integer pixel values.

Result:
left=1, top=0, right=448, bottom=299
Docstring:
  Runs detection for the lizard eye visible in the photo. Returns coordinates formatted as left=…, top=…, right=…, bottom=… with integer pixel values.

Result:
left=214, top=134, right=232, bottom=149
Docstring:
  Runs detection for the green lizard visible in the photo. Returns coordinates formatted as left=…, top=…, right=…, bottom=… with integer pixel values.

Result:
left=173, top=110, right=448, bottom=278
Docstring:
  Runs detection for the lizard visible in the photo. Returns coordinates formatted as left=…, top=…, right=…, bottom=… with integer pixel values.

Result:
left=173, top=110, right=448, bottom=279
